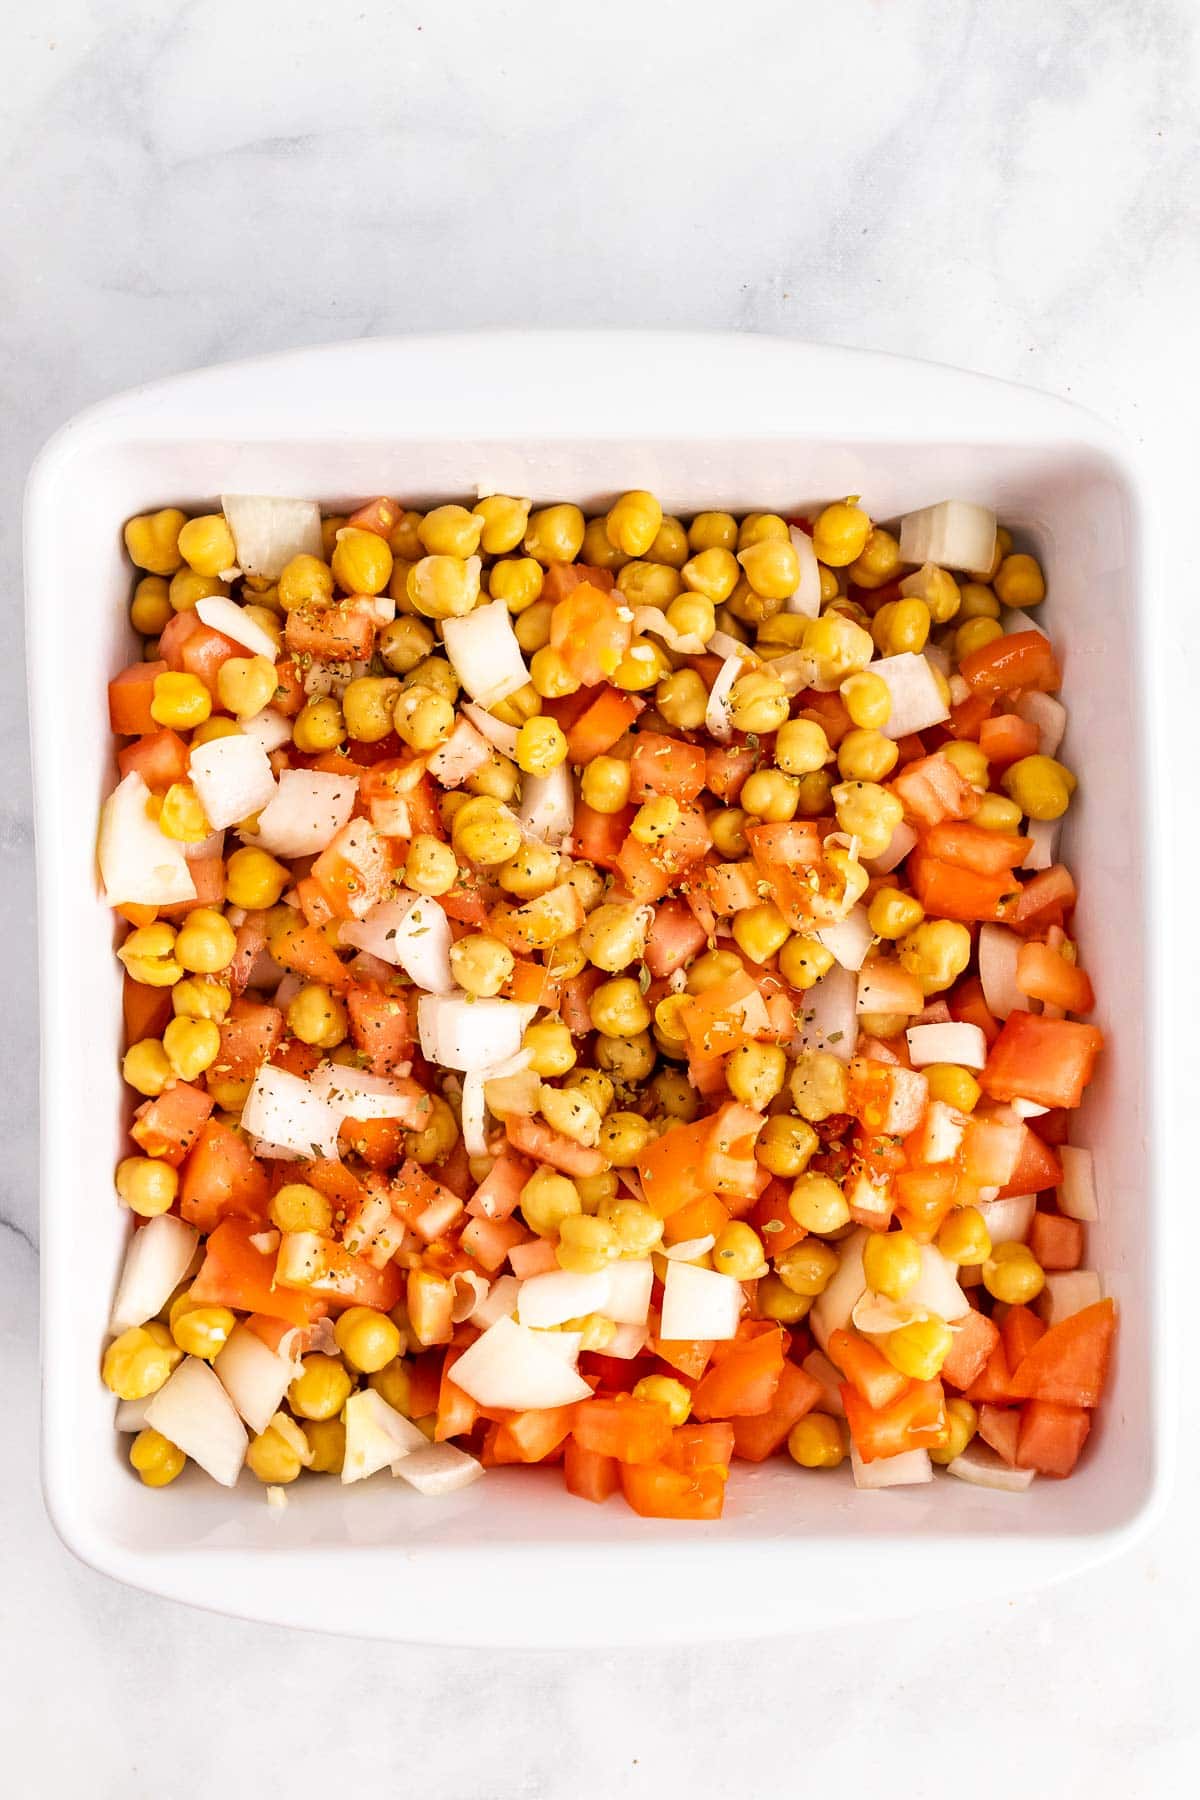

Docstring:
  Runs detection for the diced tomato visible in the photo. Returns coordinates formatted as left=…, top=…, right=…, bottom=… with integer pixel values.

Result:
left=920, top=820, right=1033, bottom=877
left=743, top=821, right=823, bottom=927
left=630, top=732, right=707, bottom=804
left=700, top=1101, right=766, bottom=1197
left=190, top=1219, right=326, bottom=1326
left=504, top=1113, right=605, bottom=1178
left=678, top=967, right=761, bottom=1060
left=960, top=629, right=1061, bottom=697
left=467, top=1150, right=531, bottom=1221
left=550, top=584, right=631, bottom=687
left=1000, top=1304, right=1046, bottom=1373
left=948, top=975, right=1001, bottom=1047
left=730, top=1361, right=822, bottom=1461
left=798, top=689, right=853, bottom=747
left=285, top=599, right=377, bottom=662
left=978, top=712, right=1040, bottom=767
left=691, top=1323, right=786, bottom=1420
left=180, top=624, right=243, bottom=698
left=157, top=854, right=225, bottom=922
left=108, top=661, right=166, bottom=736
left=493, top=1405, right=576, bottom=1463
left=891, top=754, right=981, bottom=826
left=459, top=1213, right=530, bottom=1273
left=909, top=851, right=1015, bottom=923
left=977, top=1403, right=1021, bottom=1466
left=965, top=1339, right=1015, bottom=1406
left=751, top=1178, right=807, bottom=1256
left=271, top=658, right=305, bottom=716
left=997, top=1122, right=1063, bottom=1198
left=347, top=495, right=400, bottom=536
left=117, top=728, right=191, bottom=793
left=620, top=1460, right=726, bottom=1519
left=615, top=801, right=711, bottom=902
left=665, top=1421, right=735, bottom=1475
left=215, top=998, right=284, bottom=1083
left=563, top=1439, right=620, bottom=1503
left=268, top=912, right=352, bottom=992
left=841, top=1378, right=945, bottom=1463
left=310, top=819, right=391, bottom=920
left=959, top=1111, right=1023, bottom=1187
left=1016, top=941, right=1095, bottom=1014
left=893, top=1165, right=960, bottom=1239
left=541, top=562, right=616, bottom=604
left=276, top=1233, right=404, bottom=1312
left=981, top=1011, right=1103, bottom=1110
left=939, top=1308, right=1000, bottom=1392
left=564, top=687, right=645, bottom=764
left=1016, top=1399, right=1091, bottom=1476
left=505, top=959, right=561, bottom=1011
left=1029, top=1210, right=1084, bottom=1271
left=652, top=1335, right=715, bottom=1380
left=704, top=744, right=757, bottom=802
left=644, top=898, right=709, bottom=977
left=662, top=1193, right=730, bottom=1247
left=179, top=1118, right=270, bottom=1233
left=827, top=1327, right=910, bottom=1411
left=1005, top=864, right=1077, bottom=935
left=848, top=1058, right=929, bottom=1138
left=271, top=1035, right=322, bottom=1079
left=558, top=968, right=605, bottom=1036
left=636, top=1115, right=715, bottom=1217
left=123, top=971, right=173, bottom=1045
left=572, top=801, right=634, bottom=872
left=704, top=859, right=760, bottom=917
left=945, top=690, right=993, bottom=741
left=572, top=1394, right=674, bottom=1465
left=129, top=1081, right=214, bottom=1165
left=1006, top=1298, right=1115, bottom=1408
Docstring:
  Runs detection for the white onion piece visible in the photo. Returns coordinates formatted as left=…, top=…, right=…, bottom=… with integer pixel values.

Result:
left=450, top=1270, right=490, bottom=1324
left=946, top=1443, right=1036, bottom=1491
left=462, top=703, right=521, bottom=758
left=851, top=1444, right=933, bottom=1489
left=98, top=772, right=197, bottom=908
left=1038, top=1270, right=1103, bottom=1325
left=194, top=594, right=280, bottom=661
left=815, top=904, right=873, bottom=973
left=632, top=604, right=707, bottom=655
left=110, top=1214, right=199, bottom=1333
left=979, top=923, right=1024, bottom=1019
left=797, top=962, right=859, bottom=1063
left=417, top=994, right=532, bottom=1071
left=238, top=706, right=294, bottom=755
left=1010, top=1096, right=1049, bottom=1119
left=460, top=1069, right=489, bottom=1157
left=341, top=1389, right=427, bottom=1484
left=426, top=715, right=490, bottom=789
left=605, top=1324, right=650, bottom=1360
left=603, top=1258, right=654, bottom=1326
left=144, top=1357, right=248, bottom=1488
left=1002, top=607, right=1050, bottom=641
left=450, top=1316, right=592, bottom=1409
left=1022, top=817, right=1061, bottom=872
left=517, top=1268, right=611, bottom=1329
left=908, top=1244, right=970, bottom=1320
left=705, top=654, right=743, bottom=744
left=905, top=1021, right=987, bottom=1070
left=241, top=1064, right=342, bottom=1160
left=341, top=892, right=454, bottom=993
left=184, top=827, right=225, bottom=863
left=214, top=1323, right=297, bottom=1436
left=249, top=769, right=358, bottom=858
left=769, top=647, right=820, bottom=696
left=188, top=734, right=277, bottom=832
left=923, top=642, right=950, bottom=680
left=853, top=1291, right=931, bottom=1334
left=115, top=1397, right=152, bottom=1433
left=1014, top=691, right=1066, bottom=758
left=442, top=598, right=528, bottom=707
left=800, top=1350, right=846, bottom=1415
left=784, top=526, right=822, bottom=618
left=977, top=1193, right=1037, bottom=1246
left=865, top=818, right=918, bottom=877
left=309, top=1062, right=426, bottom=1124
left=708, top=629, right=751, bottom=662
left=1058, top=1145, right=1098, bottom=1221
left=470, top=1273, right=520, bottom=1329
left=659, top=1262, right=742, bottom=1341
left=220, top=494, right=323, bottom=579
left=872, top=652, right=950, bottom=739
left=811, top=1229, right=867, bottom=1352
left=897, top=500, right=996, bottom=576
left=392, top=1441, right=485, bottom=1496
left=663, top=1235, right=716, bottom=1261
left=909, top=1099, right=967, bottom=1164
left=519, top=763, right=575, bottom=845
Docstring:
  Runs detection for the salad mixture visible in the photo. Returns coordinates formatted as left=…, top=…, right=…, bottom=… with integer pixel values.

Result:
left=100, top=487, right=1115, bottom=1517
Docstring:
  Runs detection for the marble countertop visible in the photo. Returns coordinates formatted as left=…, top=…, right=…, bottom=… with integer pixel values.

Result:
left=3, top=2, right=1199, bottom=1794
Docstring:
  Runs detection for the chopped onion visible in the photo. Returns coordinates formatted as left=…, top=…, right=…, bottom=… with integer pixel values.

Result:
left=946, top=1443, right=1036, bottom=1491
left=908, top=1244, right=970, bottom=1319
left=426, top=715, right=490, bottom=789
left=872, top=652, right=950, bottom=740
left=1038, top=1270, right=1103, bottom=1325
left=1058, top=1145, right=1098, bottom=1221
left=659, top=1261, right=742, bottom=1341
left=1022, top=817, right=1061, bottom=872
left=341, top=891, right=454, bottom=993
left=770, top=647, right=820, bottom=696
left=183, top=827, right=225, bottom=863
left=417, top=994, right=532, bottom=1071
left=519, top=763, right=575, bottom=845
left=910, top=1099, right=967, bottom=1164
left=605, top=1324, right=650, bottom=1360
left=853, top=1291, right=931, bottom=1334
left=144, top=1356, right=248, bottom=1488
left=797, top=962, right=859, bottom=1063
left=341, top=1389, right=427, bottom=1484
left=851, top=1444, right=933, bottom=1489
left=98, top=771, right=197, bottom=908
left=979, top=923, right=1024, bottom=1019
left=115, top=1396, right=152, bottom=1433
left=977, top=1192, right=1036, bottom=1246
left=811, top=1228, right=867, bottom=1351
left=865, top=818, right=917, bottom=877
left=241, top=1063, right=342, bottom=1160
left=194, top=594, right=280, bottom=662
left=462, top=703, right=521, bottom=758
left=632, top=604, right=707, bottom=656
left=236, top=706, right=293, bottom=756
left=1002, top=607, right=1050, bottom=641
left=905, top=1021, right=987, bottom=1071
left=705, top=654, right=743, bottom=743
left=470, top=1273, right=520, bottom=1329
left=1014, top=691, right=1066, bottom=758
left=450, top=1270, right=491, bottom=1324
left=450, top=1315, right=593, bottom=1409
left=220, top=494, right=322, bottom=580
left=602, top=1258, right=654, bottom=1325
left=815, top=904, right=873, bottom=973
left=1010, top=1096, right=1049, bottom=1119
left=517, top=1268, right=611, bottom=1329
left=663, top=1235, right=716, bottom=1262
left=784, top=526, right=822, bottom=618
left=392, top=1441, right=485, bottom=1496
left=309, top=1061, right=427, bottom=1125
left=188, top=734, right=277, bottom=832
left=708, top=629, right=751, bottom=663
left=214, top=1322, right=296, bottom=1435
left=110, top=1214, right=199, bottom=1333
left=460, top=1068, right=488, bottom=1157
left=442, top=598, right=528, bottom=707
left=897, top=500, right=996, bottom=576
left=249, top=769, right=358, bottom=859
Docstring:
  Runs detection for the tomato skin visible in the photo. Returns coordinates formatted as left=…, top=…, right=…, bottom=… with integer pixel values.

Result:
left=981, top=1011, right=1104, bottom=1110
left=691, top=1323, right=787, bottom=1421
left=179, top=1118, right=270, bottom=1234
left=216, top=998, right=284, bottom=1082
left=572, top=801, right=634, bottom=872
left=1016, top=1399, right=1091, bottom=1476
left=346, top=984, right=412, bottom=1077
left=909, top=851, right=1014, bottom=923
left=1006, top=1298, right=1115, bottom=1408
left=630, top=733, right=707, bottom=805
left=504, top=1114, right=606, bottom=1178
left=920, top=821, right=1032, bottom=877
left=190, top=1219, right=326, bottom=1326
left=704, top=745, right=757, bottom=802
left=841, top=1378, right=946, bottom=1463
left=572, top=1395, right=674, bottom=1465
left=960, top=629, right=1061, bottom=696
left=644, top=898, right=709, bottom=978
left=1028, top=1210, right=1084, bottom=1271
left=979, top=712, right=1040, bottom=767
left=1015, top=941, right=1095, bottom=1013
left=129, top=1082, right=214, bottom=1166
left=285, top=599, right=376, bottom=662
left=564, top=687, right=645, bottom=764
left=827, top=1328, right=909, bottom=1411
left=1005, top=864, right=1077, bottom=934
left=270, top=913, right=353, bottom=993
left=564, top=1440, right=620, bottom=1503
left=108, top=662, right=166, bottom=735
left=620, top=1460, right=726, bottom=1520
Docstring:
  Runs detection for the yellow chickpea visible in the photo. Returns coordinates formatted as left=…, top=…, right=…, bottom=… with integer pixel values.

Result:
left=740, top=769, right=799, bottom=821
left=418, top=504, right=484, bottom=559
left=599, top=1110, right=654, bottom=1166
left=522, top=1018, right=577, bottom=1079
left=873, top=596, right=931, bottom=657
left=169, top=569, right=229, bottom=614
left=775, top=718, right=832, bottom=776
left=556, top=1212, right=620, bottom=1274
left=729, top=670, right=789, bottom=734
left=606, top=490, right=663, bottom=558
left=790, top=1050, right=849, bottom=1122
left=616, top=561, right=683, bottom=608
left=580, top=756, right=632, bottom=815
left=101, top=1323, right=181, bottom=1400
left=449, top=934, right=514, bottom=998
left=124, top=508, right=187, bottom=577
left=407, top=554, right=481, bottom=619
left=957, top=581, right=1001, bottom=622
left=524, top=504, right=585, bottom=565
left=612, top=638, right=671, bottom=692
left=122, top=1038, right=173, bottom=1097
left=130, top=576, right=173, bottom=635
left=174, top=908, right=236, bottom=975
left=331, top=526, right=392, bottom=595
left=520, top=1165, right=582, bottom=1236
left=955, top=617, right=1004, bottom=661
left=150, top=671, right=211, bottom=731
left=452, top=796, right=523, bottom=866
left=498, top=841, right=561, bottom=900
left=688, top=511, right=738, bottom=552
left=840, top=670, right=892, bottom=731
left=334, top=1306, right=403, bottom=1374
left=738, top=537, right=801, bottom=601
left=732, top=902, right=791, bottom=965
left=937, top=1206, right=991, bottom=1265
left=270, top=1183, right=334, bottom=1234
left=983, top=1242, right=1046, bottom=1305
left=775, top=1239, right=840, bottom=1296
left=788, top=1413, right=847, bottom=1468
left=342, top=676, right=403, bottom=743
left=837, top=729, right=899, bottom=783
left=709, top=807, right=748, bottom=857
left=794, top=770, right=834, bottom=816
left=867, top=887, right=924, bottom=939
left=289, top=1355, right=353, bottom=1423
left=156, top=782, right=210, bottom=843
left=292, top=695, right=345, bottom=753
left=404, top=834, right=458, bottom=896
left=929, top=1396, right=979, bottom=1465
left=686, top=948, right=744, bottom=993
left=681, top=546, right=740, bottom=606
left=178, top=514, right=236, bottom=578
left=831, top=779, right=903, bottom=860
left=287, top=984, right=348, bottom=1049
left=391, top=684, right=453, bottom=753
left=115, top=1156, right=179, bottom=1218
left=129, top=1427, right=186, bottom=1487
left=655, top=668, right=708, bottom=730
left=593, top=1028, right=653, bottom=1082
left=994, top=552, right=1046, bottom=608
left=726, top=1042, right=787, bottom=1111
left=1002, top=755, right=1077, bottom=822
left=588, top=978, right=651, bottom=1039
left=777, top=935, right=835, bottom=990
left=489, top=557, right=545, bottom=617
left=803, top=611, right=874, bottom=683
left=216, top=655, right=277, bottom=721
left=514, top=715, right=568, bottom=777
left=631, top=795, right=680, bottom=844
left=755, top=1113, right=819, bottom=1177
left=899, top=919, right=972, bottom=996
left=848, top=527, right=902, bottom=590
left=789, top=1172, right=851, bottom=1234
left=162, top=1014, right=220, bottom=1081
left=278, top=553, right=335, bottom=613
left=812, top=499, right=871, bottom=567
left=941, top=740, right=989, bottom=788
left=529, top=645, right=582, bottom=699
left=758, top=1275, right=814, bottom=1325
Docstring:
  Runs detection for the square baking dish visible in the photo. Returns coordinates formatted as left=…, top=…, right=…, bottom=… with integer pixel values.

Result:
left=26, top=333, right=1170, bottom=1644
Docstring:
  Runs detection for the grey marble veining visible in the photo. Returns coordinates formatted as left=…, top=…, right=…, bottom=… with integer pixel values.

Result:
left=2, top=1, right=1199, bottom=1794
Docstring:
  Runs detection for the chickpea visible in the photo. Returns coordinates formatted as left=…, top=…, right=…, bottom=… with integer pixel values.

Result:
left=580, top=755, right=632, bottom=815
left=124, top=508, right=186, bottom=576
left=655, top=668, right=708, bottom=729
left=156, top=782, right=209, bottom=843
left=523, top=1018, right=577, bottom=1078
left=177, top=513, right=236, bottom=578
left=488, top=556, right=545, bottom=615
left=778, top=935, right=835, bottom=990
left=449, top=934, right=514, bottom=998
left=631, top=795, right=680, bottom=844
left=847, top=527, right=902, bottom=590
left=581, top=516, right=629, bottom=572
left=331, top=526, right=392, bottom=595
left=794, top=770, right=834, bottom=816
left=709, top=807, right=748, bottom=857
left=498, top=841, right=560, bottom=900
left=556, top=1212, right=620, bottom=1274
left=162, top=1014, right=220, bottom=1081
left=405, top=655, right=460, bottom=701
left=757, top=1274, right=814, bottom=1325
left=606, top=490, right=663, bottom=558
left=688, top=511, right=738, bottom=553
left=666, top=594, right=719, bottom=648
left=174, top=908, right=236, bottom=975
left=732, top=902, right=791, bottom=965
left=130, top=575, right=173, bottom=636
left=343, top=676, right=402, bottom=743
left=579, top=901, right=649, bottom=973
left=1002, top=754, right=1077, bottom=822
left=776, top=1239, right=840, bottom=1296
left=727, top=1041, right=787, bottom=1111
left=588, top=978, right=651, bottom=1039
left=710, top=1221, right=767, bottom=1280
left=394, top=684, right=455, bottom=752
left=925, top=1062, right=981, bottom=1112
left=289, top=1354, right=353, bottom=1422
left=523, top=504, right=585, bottom=565
left=560, top=861, right=605, bottom=912
left=115, top=1156, right=178, bottom=1218
left=789, top=1171, right=850, bottom=1235
left=994, top=552, right=1046, bottom=608
left=755, top=1113, right=819, bottom=1177
left=101, top=1323, right=181, bottom=1400
left=616, top=561, right=683, bottom=609
left=840, top=671, right=892, bottom=732
left=129, top=1427, right=186, bottom=1487
left=278, top=553, right=334, bottom=613
left=790, top=1050, right=848, bottom=1122
left=868, top=887, right=924, bottom=940
left=646, top=515, right=689, bottom=568
left=530, top=645, right=582, bottom=699
left=594, top=1031, right=656, bottom=1083
left=937, top=1206, right=991, bottom=1265
left=831, top=780, right=903, bottom=860
left=958, top=581, right=1001, bottom=622
left=403, top=834, right=458, bottom=896
left=293, top=695, right=346, bottom=753
left=804, top=612, right=875, bottom=685
left=520, top=1166, right=582, bottom=1236
left=899, top=562, right=961, bottom=623
left=812, top=499, right=871, bottom=568
left=418, top=504, right=484, bottom=558
left=837, top=729, right=899, bottom=783
left=407, top=1093, right=459, bottom=1165
left=270, top=1183, right=334, bottom=1234
left=465, top=749, right=520, bottom=803
left=122, top=1038, right=172, bottom=1097
left=612, top=637, right=672, bottom=692
left=407, top=554, right=481, bottom=619
left=150, top=670, right=211, bottom=731
left=686, top=947, right=744, bottom=993
left=728, top=670, right=789, bottom=735
left=287, top=984, right=348, bottom=1050
left=599, top=1110, right=654, bottom=1166
left=740, top=768, right=799, bottom=821
left=738, top=537, right=800, bottom=600
left=599, top=1195, right=663, bottom=1256
left=955, top=617, right=1004, bottom=661
left=646, top=1067, right=700, bottom=1121
left=775, top=718, right=832, bottom=776
left=335, top=1306, right=403, bottom=1375
left=974, top=793, right=1024, bottom=833
left=787, top=1412, right=847, bottom=1467
left=983, top=1242, right=1046, bottom=1305
left=452, top=796, right=523, bottom=866
left=540, top=1084, right=602, bottom=1148
left=225, top=846, right=289, bottom=911
left=899, top=918, right=972, bottom=996
left=514, top=598, right=555, bottom=655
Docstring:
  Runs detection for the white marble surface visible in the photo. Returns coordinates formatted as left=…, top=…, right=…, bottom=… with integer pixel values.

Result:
left=3, top=1, right=1199, bottom=1793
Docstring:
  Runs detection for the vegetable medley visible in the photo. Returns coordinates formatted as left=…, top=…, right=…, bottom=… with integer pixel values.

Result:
left=100, top=486, right=1115, bottom=1514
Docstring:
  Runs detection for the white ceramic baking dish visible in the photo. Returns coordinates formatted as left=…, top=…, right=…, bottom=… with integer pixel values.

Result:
left=26, top=333, right=1170, bottom=1645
